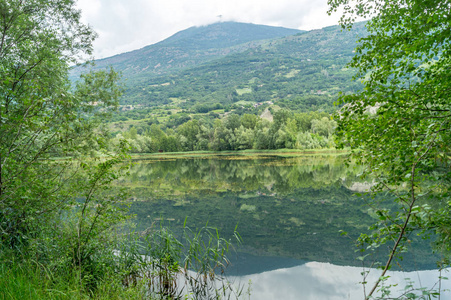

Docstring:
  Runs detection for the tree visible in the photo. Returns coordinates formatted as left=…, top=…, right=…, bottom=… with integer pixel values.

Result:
left=311, top=117, right=336, bottom=137
left=177, top=119, right=200, bottom=151
left=235, top=125, right=254, bottom=150
left=0, top=0, right=124, bottom=255
left=328, top=0, right=451, bottom=298
left=240, top=113, right=258, bottom=130
left=224, top=113, right=241, bottom=131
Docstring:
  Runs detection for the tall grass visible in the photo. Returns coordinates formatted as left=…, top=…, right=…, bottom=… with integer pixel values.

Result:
left=0, top=259, right=147, bottom=299
left=1, top=222, right=242, bottom=300
left=115, top=222, right=243, bottom=299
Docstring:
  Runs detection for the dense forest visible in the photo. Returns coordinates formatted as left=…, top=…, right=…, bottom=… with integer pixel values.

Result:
left=112, top=110, right=336, bottom=153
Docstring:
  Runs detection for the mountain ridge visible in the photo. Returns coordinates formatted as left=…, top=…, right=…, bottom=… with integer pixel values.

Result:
left=72, top=22, right=302, bottom=80
left=73, top=21, right=368, bottom=115
left=120, top=22, right=367, bottom=112
left=156, top=22, right=302, bottom=49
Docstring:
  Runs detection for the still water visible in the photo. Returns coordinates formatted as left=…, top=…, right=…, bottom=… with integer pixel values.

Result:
left=120, top=154, right=450, bottom=299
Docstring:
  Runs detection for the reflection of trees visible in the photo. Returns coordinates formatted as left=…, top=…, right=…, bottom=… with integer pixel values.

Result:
left=119, top=156, right=360, bottom=197
left=125, top=156, right=435, bottom=269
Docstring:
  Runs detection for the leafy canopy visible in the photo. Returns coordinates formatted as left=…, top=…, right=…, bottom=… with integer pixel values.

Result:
left=0, top=0, right=124, bottom=250
left=328, top=0, right=451, bottom=298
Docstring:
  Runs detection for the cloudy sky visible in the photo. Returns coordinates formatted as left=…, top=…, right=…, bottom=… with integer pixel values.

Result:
left=76, top=0, right=342, bottom=59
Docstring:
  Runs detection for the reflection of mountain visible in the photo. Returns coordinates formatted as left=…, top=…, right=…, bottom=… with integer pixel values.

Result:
left=122, top=156, right=437, bottom=270
left=232, top=262, right=451, bottom=300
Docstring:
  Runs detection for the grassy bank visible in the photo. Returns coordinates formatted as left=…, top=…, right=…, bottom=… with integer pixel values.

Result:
left=1, top=223, right=239, bottom=300
left=0, top=261, right=146, bottom=300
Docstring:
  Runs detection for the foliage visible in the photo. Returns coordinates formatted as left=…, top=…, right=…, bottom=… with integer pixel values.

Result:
left=0, top=3, right=244, bottom=299
left=0, top=0, right=122, bottom=250
left=111, top=111, right=337, bottom=153
left=328, top=0, right=451, bottom=298
left=116, top=223, right=242, bottom=300
left=0, top=0, right=142, bottom=295
left=0, top=260, right=148, bottom=299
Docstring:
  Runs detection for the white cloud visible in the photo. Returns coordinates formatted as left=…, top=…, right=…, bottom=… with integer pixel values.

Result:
left=76, top=0, right=341, bottom=59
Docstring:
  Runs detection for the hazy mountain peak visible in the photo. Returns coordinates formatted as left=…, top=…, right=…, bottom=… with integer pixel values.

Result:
left=157, top=21, right=302, bottom=49
left=73, top=22, right=303, bottom=79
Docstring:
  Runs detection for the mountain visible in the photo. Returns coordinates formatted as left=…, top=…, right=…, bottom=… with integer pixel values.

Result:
left=73, top=21, right=368, bottom=118
left=119, top=22, right=367, bottom=112
left=156, top=22, right=302, bottom=50
left=72, top=22, right=302, bottom=80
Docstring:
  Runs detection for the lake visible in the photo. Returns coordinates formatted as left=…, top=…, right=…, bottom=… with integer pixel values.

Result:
left=119, top=153, right=450, bottom=299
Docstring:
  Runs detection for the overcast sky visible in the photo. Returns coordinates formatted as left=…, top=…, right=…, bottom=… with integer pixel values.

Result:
left=76, top=0, right=342, bottom=59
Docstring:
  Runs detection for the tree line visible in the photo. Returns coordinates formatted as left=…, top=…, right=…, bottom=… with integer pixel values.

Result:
left=113, top=110, right=337, bottom=153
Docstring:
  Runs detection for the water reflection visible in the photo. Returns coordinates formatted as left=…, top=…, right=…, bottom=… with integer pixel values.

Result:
left=122, top=155, right=357, bottom=197
left=233, top=263, right=450, bottom=300
left=121, top=154, right=439, bottom=295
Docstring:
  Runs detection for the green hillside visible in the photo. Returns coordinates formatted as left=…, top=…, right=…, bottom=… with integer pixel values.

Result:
left=73, top=22, right=369, bottom=153
left=118, top=22, right=366, bottom=113
left=71, top=22, right=301, bottom=80
left=73, top=22, right=366, bottom=113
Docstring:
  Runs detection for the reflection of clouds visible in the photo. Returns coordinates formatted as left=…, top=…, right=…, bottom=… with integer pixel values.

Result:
left=306, top=262, right=359, bottom=298
left=231, top=262, right=451, bottom=300
left=347, top=181, right=374, bottom=192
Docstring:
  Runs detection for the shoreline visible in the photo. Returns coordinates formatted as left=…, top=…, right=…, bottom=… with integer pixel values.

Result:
left=130, top=148, right=349, bottom=160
